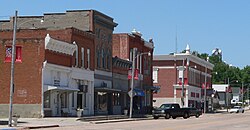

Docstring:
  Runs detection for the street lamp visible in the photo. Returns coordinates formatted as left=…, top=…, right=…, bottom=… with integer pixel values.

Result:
left=177, top=59, right=186, bottom=108
left=8, top=10, right=17, bottom=127
left=8, top=11, right=44, bottom=127
left=129, top=48, right=151, bottom=118
left=203, top=57, right=209, bottom=114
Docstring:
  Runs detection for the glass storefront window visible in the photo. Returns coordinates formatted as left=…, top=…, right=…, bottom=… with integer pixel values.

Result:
left=44, top=91, right=50, bottom=108
left=98, top=92, right=107, bottom=111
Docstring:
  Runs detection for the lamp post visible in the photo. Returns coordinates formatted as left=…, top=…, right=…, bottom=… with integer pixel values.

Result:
left=177, top=59, right=186, bottom=107
left=8, top=10, right=17, bottom=127
left=241, top=81, right=244, bottom=107
left=8, top=11, right=44, bottom=127
left=203, top=57, right=209, bottom=114
left=129, top=48, right=150, bottom=118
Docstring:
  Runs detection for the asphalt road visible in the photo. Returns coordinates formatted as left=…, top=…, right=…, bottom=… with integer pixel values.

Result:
left=47, top=111, right=250, bottom=130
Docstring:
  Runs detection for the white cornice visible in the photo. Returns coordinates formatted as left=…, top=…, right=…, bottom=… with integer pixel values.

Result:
left=45, top=34, right=76, bottom=55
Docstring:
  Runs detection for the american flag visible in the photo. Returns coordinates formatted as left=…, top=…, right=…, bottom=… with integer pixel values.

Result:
left=6, top=47, right=12, bottom=58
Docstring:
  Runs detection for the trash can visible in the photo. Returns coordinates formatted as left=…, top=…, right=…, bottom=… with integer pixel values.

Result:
left=124, top=109, right=128, bottom=116
left=77, top=109, right=83, bottom=118
left=12, top=115, right=20, bottom=127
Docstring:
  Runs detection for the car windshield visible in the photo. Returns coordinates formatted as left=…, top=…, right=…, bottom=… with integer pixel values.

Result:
left=233, top=106, right=241, bottom=109
left=159, top=104, right=171, bottom=109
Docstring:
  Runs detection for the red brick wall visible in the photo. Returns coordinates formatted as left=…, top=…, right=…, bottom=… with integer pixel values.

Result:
left=153, top=68, right=176, bottom=98
left=112, top=34, right=129, bottom=60
left=71, top=29, right=95, bottom=70
left=0, top=28, right=95, bottom=104
left=0, top=37, right=44, bottom=104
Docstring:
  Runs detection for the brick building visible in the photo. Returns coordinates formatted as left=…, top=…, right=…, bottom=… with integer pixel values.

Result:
left=153, top=45, right=214, bottom=111
left=112, top=56, right=131, bottom=115
left=0, top=10, right=118, bottom=116
left=113, top=29, right=154, bottom=114
left=0, top=28, right=95, bottom=117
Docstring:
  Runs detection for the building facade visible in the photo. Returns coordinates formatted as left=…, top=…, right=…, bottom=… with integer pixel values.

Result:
left=112, top=56, right=132, bottom=115
left=0, top=28, right=95, bottom=117
left=0, top=10, right=119, bottom=116
left=153, top=46, right=214, bottom=111
left=113, top=29, right=154, bottom=114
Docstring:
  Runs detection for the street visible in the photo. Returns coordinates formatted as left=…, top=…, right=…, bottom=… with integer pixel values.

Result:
left=46, top=111, right=250, bottom=130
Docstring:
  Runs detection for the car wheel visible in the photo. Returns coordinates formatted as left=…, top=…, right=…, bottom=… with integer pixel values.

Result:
left=172, top=116, right=176, bottom=119
left=183, top=112, right=189, bottom=119
left=236, top=110, right=239, bottom=113
left=195, top=113, right=200, bottom=118
left=242, top=110, right=244, bottom=113
left=153, top=116, right=159, bottom=119
left=165, top=113, right=170, bottom=119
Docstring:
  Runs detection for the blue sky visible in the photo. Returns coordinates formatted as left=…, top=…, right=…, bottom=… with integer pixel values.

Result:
left=1, top=0, right=250, bottom=68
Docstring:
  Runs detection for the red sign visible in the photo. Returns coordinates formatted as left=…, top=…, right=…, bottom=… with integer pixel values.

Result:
left=202, top=83, right=210, bottom=89
left=128, top=68, right=139, bottom=80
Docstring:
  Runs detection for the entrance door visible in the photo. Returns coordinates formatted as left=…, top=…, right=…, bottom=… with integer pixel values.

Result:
left=97, top=92, right=108, bottom=115
left=55, top=93, right=61, bottom=116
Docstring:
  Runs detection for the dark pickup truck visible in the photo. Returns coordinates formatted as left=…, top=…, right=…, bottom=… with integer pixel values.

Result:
left=152, top=103, right=202, bottom=119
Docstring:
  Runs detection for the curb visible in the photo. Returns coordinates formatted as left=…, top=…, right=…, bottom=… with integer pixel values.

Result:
left=90, top=118, right=153, bottom=124
left=18, top=125, right=59, bottom=130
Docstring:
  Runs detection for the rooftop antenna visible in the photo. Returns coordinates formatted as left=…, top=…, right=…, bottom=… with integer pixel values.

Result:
left=175, top=26, right=178, bottom=54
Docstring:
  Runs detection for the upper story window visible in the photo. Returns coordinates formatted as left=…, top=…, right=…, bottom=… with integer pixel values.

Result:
left=97, top=49, right=100, bottom=68
left=5, top=46, right=22, bottom=63
left=81, top=47, right=84, bottom=68
left=87, top=48, right=90, bottom=69
left=102, top=49, right=106, bottom=68
left=153, top=68, right=158, bottom=83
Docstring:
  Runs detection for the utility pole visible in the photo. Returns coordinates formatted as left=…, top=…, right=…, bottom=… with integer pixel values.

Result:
left=8, top=10, right=17, bottom=127
left=203, top=57, right=209, bottom=114
left=129, top=48, right=136, bottom=118
left=242, top=81, right=244, bottom=107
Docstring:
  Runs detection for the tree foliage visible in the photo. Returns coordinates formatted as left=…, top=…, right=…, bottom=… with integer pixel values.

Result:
left=192, top=51, right=249, bottom=85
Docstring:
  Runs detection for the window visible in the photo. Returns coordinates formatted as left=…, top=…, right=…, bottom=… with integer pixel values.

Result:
left=102, top=49, right=105, bottom=68
left=53, top=71, right=60, bottom=86
left=77, top=93, right=83, bottom=109
left=87, top=49, right=90, bottom=69
left=72, top=92, right=75, bottom=107
left=60, top=92, right=68, bottom=108
left=81, top=47, right=84, bottom=68
left=44, top=91, right=50, bottom=108
left=84, top=93, right=87, bottom=107
left=153, top=68, right=158, bottom=83
left=97, top=49, right=100, bottom=68
left=5, top=46, right=22, bottom=62
left=129, top=48, right=133, bottom=61
left=113, top=92, right=120, bottom=106
left=75, top=45, right=78, bottom=67
left=191, top=92, right=196, bottom=97
left=107, top=51, right=111, bottom=69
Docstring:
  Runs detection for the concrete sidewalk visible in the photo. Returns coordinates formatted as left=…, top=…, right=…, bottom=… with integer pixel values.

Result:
left=0, top=116, right=153, bottom=129
left=0, top=117, right=86, bottom=130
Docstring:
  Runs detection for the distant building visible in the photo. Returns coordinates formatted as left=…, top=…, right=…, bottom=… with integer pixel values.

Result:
left=212, top=84, right=232, bottom=107
left=153, top=45, right=214, bottom=112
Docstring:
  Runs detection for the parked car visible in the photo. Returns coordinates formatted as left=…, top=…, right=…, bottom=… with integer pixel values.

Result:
left=152, top=103, right=202, bottom=119
left=229, top=106, right=244, bottom=113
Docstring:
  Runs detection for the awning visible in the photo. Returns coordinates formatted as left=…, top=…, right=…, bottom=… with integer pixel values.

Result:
left=95, top=87, right=121, bottom=92
left=133, top=88, right=145, bottom=96
left=44, top=85, right=79, bottom=92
